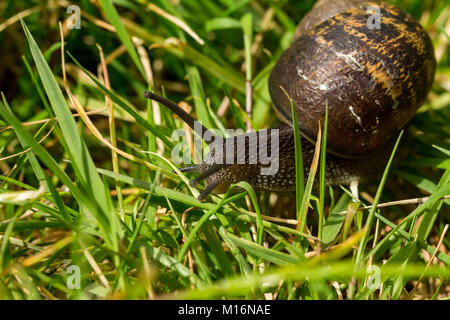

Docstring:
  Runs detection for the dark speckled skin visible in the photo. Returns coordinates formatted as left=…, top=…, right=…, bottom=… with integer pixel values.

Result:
left=269, top=1, right=435, bottom=157
left=202, top=126, right=393, bottom=196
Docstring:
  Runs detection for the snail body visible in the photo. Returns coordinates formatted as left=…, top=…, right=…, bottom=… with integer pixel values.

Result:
left=145, top=0, right=436, bottom=200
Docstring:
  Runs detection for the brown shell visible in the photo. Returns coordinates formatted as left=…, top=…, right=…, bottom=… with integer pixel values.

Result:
left=294, top=0, right=367, bottom=40
left=269, top=1, right=436, bottom=157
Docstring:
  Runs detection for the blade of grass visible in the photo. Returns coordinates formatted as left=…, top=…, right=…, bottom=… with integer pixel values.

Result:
left=97, top=168, right=316, bottom=240
left=126, top=173, right=159, bottom=255
left=146, top=245, right=202, bottom=287
left=98, top=0, right=145, bottom=78
left=241, top=13, right=253, bottom=130
left=186, top=66, right=215, bottom=130
left=298, top=126, right=322, bottom=234
left=66, top=51, right=174, bottom=149
left=205, top=17, right=242, bottom=32
left=0, top=211, right=21, bottom=271
left=355, top=131, right=404, bottom=266
left=319, top=102, right=328, bottom=242
left=415, top=169, right=450, bottom=241
left=0, top=98, right=90, bottom=211
left=321, top=192, right=352, bottom=247
left=280, top=87, right=304, bottom=220
left=122, top=19, right=246, bottom=92
left=20, top=19, right=123, bottom=249
left=177, top=192, right=247, bottom=261
left=218, top=225, right=252, bottom=275
left=178, top=258, right=450, bottom=299
left=235, top=181, right=263, bottom=245
left=224, top=230, right=300, bottom=265
left=433, top=144, right=450, bottom=156
left=146, top=2, right=204, bottom=45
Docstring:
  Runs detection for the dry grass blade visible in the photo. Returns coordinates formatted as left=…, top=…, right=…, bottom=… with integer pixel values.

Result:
left=297, top=123, right=322, bottom=233
left=0, top=125, right=54, bottom=161
left=338, top=195, right=450, bottom=215
left=58, top=24, right=175, bottom=180
left=78, top=238, right=111, bottom=290
left=21, top=236, right=73, bottom=267
left=147, top=3, right=205, bottom=45
left=0, top=6, right=40, bottom=32
left=0, top=109, right=108, bottom=133
left=408, top=224, right=449, bottom=298
left=95, top=40, right=125, bottom=220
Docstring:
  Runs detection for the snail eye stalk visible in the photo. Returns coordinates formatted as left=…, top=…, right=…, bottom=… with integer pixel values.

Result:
left=145, top=91, right=226, bottom=200
left=144, top=91, right=213, bottom=141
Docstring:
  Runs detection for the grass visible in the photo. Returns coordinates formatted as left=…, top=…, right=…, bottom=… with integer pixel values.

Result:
left=0, top=0, right=449, bottom=300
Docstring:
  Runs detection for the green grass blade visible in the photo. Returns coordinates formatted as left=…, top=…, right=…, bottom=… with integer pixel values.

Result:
left=355, top=131, right=404, bottom=266
left=186, top=66, right=215, bottom=130
left=19, top=20, right=123, bottom=248
left=223, top=230, right=300, bottom=266
left=322, top=192, right=352, bottom=247
left=146, top=245, right=202, bottom=287
left=281, top=88, right=304, bottom=220
left=319, top=102, right=328, bottom=241
left=235, top=181, right=263, bottom=245
left=98, top=0, right=145, bottom=78
left=177, top=192, right=246, bottom=261
left=66, top=51, right=174, bottom=148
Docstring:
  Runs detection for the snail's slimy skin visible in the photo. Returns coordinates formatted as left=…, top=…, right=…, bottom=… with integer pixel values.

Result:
left=201, top=126, right=393, bottom=198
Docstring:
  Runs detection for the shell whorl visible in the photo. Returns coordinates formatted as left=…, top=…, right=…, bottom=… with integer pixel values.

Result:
left=269, top=1, right=436, bottom=157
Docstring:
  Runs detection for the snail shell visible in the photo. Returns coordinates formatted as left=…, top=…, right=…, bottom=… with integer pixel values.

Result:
left=269, top=1, right=436, bottom=157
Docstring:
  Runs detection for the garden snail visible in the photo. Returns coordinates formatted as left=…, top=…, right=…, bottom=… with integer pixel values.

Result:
left=145, top=0, right=436, bottom=200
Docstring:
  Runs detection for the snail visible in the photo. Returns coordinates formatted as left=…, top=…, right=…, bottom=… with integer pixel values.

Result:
left=144, top=0, right=436, bottom=200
